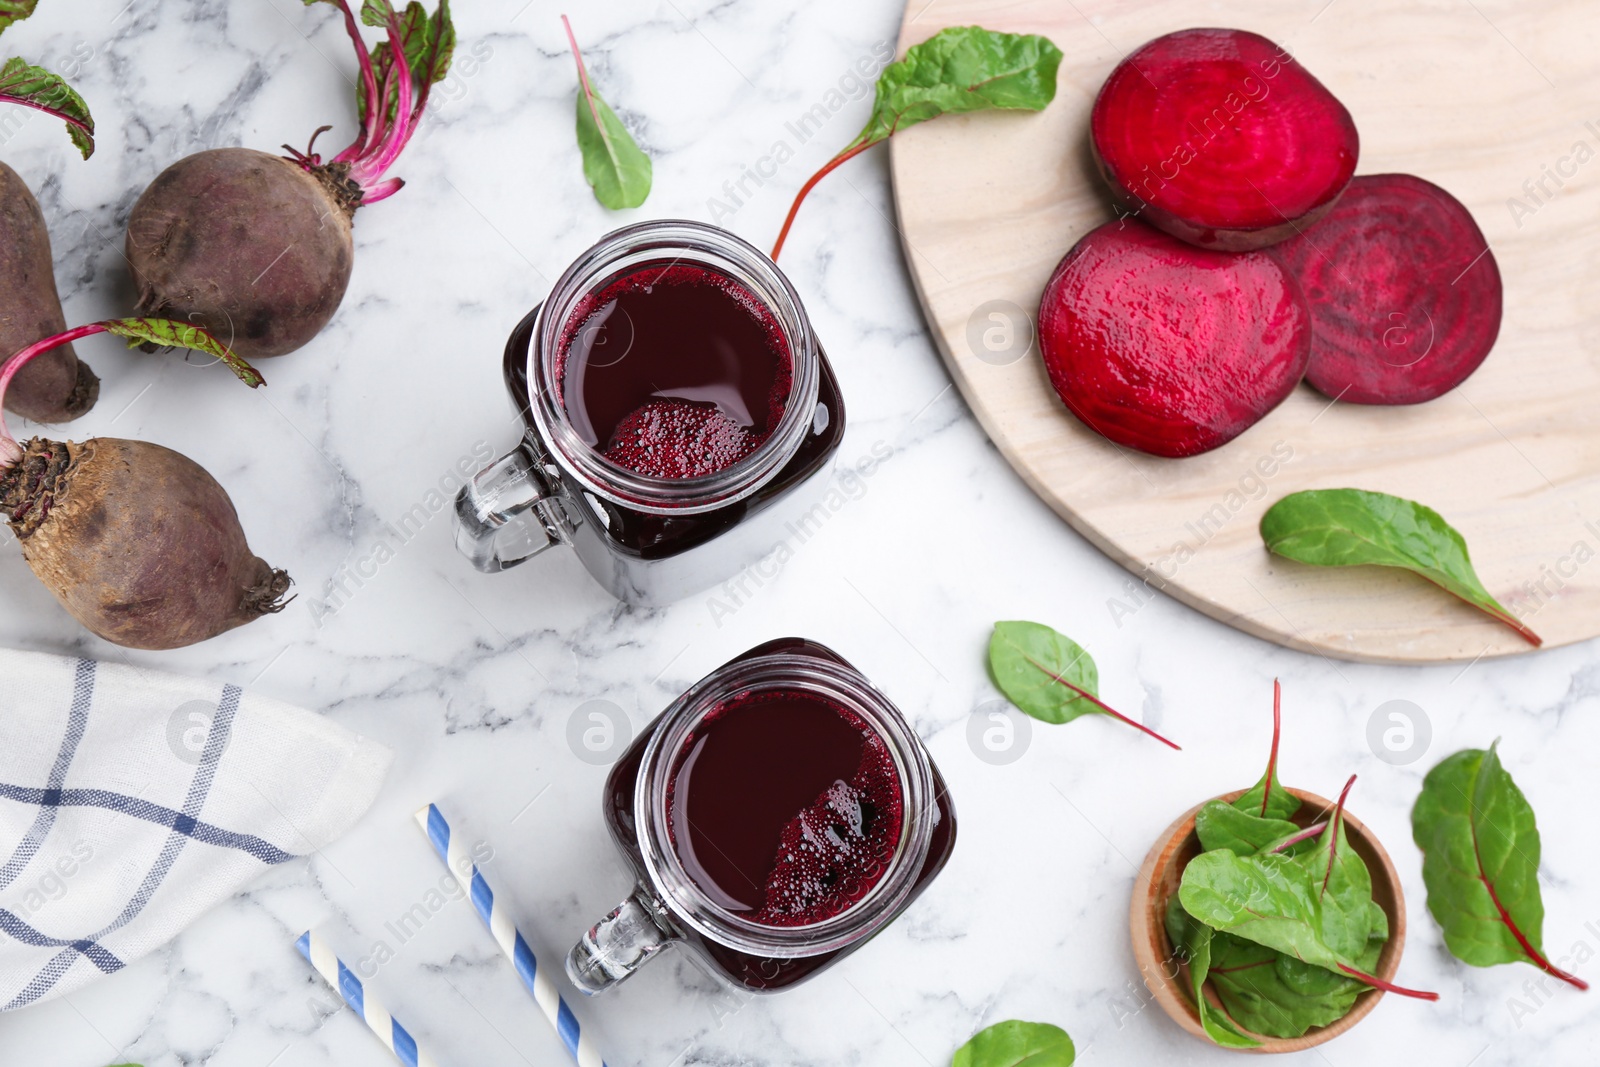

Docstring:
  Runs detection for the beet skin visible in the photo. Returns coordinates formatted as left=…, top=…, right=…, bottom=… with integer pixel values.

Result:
left=125, top=148, right=355, bottom=359
left=1038, top=219, right=1312, bottom=458
left=0, top=162, right=97, bottom=423
left=1, top=437, right=290, bottom=649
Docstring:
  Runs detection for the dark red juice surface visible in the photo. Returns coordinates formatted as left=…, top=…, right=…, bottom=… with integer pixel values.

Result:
left=666, top=688, right=903, bottom=927
left=559, top=262, right=792, bottom=479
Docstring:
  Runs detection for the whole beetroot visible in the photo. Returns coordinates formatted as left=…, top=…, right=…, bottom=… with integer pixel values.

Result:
left=4, top=438, right=290, bottom=649
left=125, top=0, right=455, bottom=359
left=126, top=148, right=355, bottom=358
left=0, top=162, right=96, bottom=421
left=0, top=319, right=286, bottom=650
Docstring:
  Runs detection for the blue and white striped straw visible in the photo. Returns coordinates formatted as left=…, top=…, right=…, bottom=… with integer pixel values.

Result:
left=296, top=930, right=440, bottom=1067
left=415, top=804, right=606, bottom=1067
left=416, top=806, right=608, bottom=1062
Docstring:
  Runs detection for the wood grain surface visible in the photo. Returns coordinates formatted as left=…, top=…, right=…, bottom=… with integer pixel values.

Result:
left=890, top=0, right=1600, bottom=662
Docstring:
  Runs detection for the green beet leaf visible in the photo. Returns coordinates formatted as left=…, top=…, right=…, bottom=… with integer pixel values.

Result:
left=988, top=620, right=1099, bottom=724
left=771, top=26, right=1060, bottom=258
left=1300, top=780, right=1376, bottom=963
left=1212, top=906, right=1384, bottom=1038
left=306, top=0, right=455, bottom=143
left=1412, top=742, right=1587, bottom=990
left=105, top=318, right=264, bottom=388
left=357, top=1, right=456, bottom=122
left=1164, top=896, right=1261, bottom=1047
left=988, top=621, right=1178, bottom=748
left=951, top=1020, right=1074, bottom=1067
left=563, top=15, right=649, bottom=210
left=1195, top=800, right=1303, bottom=857
left=1208, top=930, right=1367, bottom=1039
left=1260, top=488, right=1540, bottom=647
left=0, top=1, right=39, bottom=36
left=0, top=55, right=94, bottom=158
left=856, top=26, right=1062, bottom=146
left=1170, top=879, right=1366, bottom=1043
left=1180, top=848, right=1358, bottom=975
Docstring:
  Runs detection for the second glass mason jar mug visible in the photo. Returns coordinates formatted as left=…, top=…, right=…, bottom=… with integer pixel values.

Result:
left=454, top=220, right=846, bottom=604
left=566, top=638, right=957, bottom=994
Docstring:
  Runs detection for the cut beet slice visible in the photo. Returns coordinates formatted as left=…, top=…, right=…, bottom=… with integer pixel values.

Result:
left=1038, top=219, right=1311, bottom=458
left=1090, top=28, right=1359, bottom=251
left=1276, top=173, right=1502, bottom=405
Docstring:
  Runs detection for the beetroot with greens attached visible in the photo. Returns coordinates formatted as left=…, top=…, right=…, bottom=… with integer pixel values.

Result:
left=1090, top=28, right=1358, bottom=251
left=124, top=0, right=455, bottom=358
left=0, top=319, right=286, bottom=650
left=1038, top=219, right=1311, bottom=458
left=1276, top=173, right=1502, bottom=405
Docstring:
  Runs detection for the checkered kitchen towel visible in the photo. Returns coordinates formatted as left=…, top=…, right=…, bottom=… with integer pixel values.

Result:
left=0, top=649, right=391, bottom=1010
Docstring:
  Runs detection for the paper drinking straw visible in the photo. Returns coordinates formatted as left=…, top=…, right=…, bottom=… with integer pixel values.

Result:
left=296, top=930, right=440, bottom=1067
left=415, top=803, right=606, bottom=1067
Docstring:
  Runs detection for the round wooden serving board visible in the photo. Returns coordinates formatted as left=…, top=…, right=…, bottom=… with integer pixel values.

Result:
left=890, top=0, right=1600, bottom=663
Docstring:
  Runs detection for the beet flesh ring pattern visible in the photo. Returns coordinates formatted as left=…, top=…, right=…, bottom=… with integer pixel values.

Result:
left=1091, top=28, right=1359, bottom=251
left=1038, top=220, right=1312, bottom=458
left=1275, top=173, right=1502, bottom=405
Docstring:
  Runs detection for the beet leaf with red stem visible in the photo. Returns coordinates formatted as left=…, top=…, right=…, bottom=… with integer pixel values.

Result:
left=1261, top=489, right=1540, bottom=647
left=0, top=55, right=95, bottom=157
left=1413, top=741, right=1588, bottom=991
left=0, top=2, right=95, bottom=157
left=988, top=620, right=1179, bottom=749
left=0, top=318, right=261, bottom=466
left=288, top=0, right=456, bottom=204
left=770, top=26, right=1061, bottom=260
left=561, top=14, right=650, bottom=210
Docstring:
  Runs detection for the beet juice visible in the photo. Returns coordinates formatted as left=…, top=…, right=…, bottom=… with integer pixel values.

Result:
left=461, top=222, right=847, bottom=604
left=666, top=687, right=904, bottom=927
left=558, top=262, right=793, bottom=480
left=572, top=638, right=956, bottom=994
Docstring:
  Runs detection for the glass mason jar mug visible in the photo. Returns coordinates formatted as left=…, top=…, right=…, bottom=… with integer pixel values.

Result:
left=567, top=638, right=957, bottom=994
left=454, top=220, right=846, bottom=604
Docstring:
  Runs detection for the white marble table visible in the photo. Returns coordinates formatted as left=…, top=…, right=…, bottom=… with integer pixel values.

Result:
left=0, top=1, right=1594, bottom=1064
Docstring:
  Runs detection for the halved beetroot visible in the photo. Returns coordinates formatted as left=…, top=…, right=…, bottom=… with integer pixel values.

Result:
left=1091, top=28, right=1359, bottom=251
left=1275, top=173, right=1501, bottom=405
left=1038, top=219, right=1311, bottom=457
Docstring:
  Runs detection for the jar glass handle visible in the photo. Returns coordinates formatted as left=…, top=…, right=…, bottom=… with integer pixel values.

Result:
left=453, top=442, right=567, bottom=572
left=566, top=887, right=675, bottom=995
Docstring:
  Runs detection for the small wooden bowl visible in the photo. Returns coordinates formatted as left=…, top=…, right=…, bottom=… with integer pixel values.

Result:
left=1129, top=788, right=1406, bottom=1054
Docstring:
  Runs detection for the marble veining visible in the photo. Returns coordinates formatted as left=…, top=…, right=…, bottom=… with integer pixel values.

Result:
left=0, top=0, right=1595, bottom=1064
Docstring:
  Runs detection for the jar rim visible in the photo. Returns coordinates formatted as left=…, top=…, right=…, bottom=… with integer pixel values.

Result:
left=527, top=220, right=820, bottom=516
left=634, top=654, right=936, bottom=957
